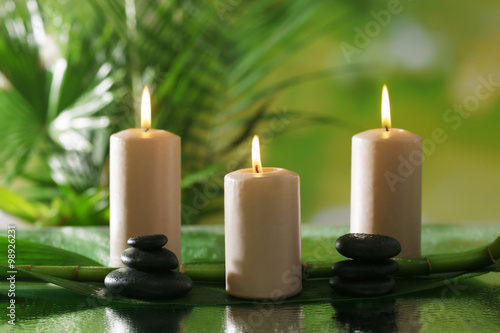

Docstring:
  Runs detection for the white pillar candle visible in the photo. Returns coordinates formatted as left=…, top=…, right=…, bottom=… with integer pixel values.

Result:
left=350, top=85, right=422, bottom=258
left=225, top=135, right=302, bottom=300
left=109, top=87, right=181, bottom=267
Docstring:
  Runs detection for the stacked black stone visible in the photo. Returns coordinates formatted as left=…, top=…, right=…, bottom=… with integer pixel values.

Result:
left=105, top=234, right=193, bottom=300
left=330, top=233, right=401, bottom=297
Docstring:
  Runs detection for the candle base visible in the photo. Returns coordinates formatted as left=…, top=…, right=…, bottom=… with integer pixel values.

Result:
left=226, top=284, right=302, bottom=301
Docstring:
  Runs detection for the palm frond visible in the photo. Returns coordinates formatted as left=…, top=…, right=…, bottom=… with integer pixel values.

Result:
left=0, top=0, right=352, bottom=225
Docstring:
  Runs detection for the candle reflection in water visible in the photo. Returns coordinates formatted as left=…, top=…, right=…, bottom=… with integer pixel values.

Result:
left=224, top=305, right=304, bottom=332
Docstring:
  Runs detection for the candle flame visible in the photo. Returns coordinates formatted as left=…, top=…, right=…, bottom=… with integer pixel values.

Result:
left=252, top=135, right=263, bottom=173
left=141, top=86, right=151, bottom=129
left=381, top=84, right=391, bottom=130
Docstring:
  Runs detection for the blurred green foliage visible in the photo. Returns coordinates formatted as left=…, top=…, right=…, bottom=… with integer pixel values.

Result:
left=266, top=0, right=500, bottom=223
left=2, top=0, right=499, bottom=226
left=0, top=0, right=346, bottom=225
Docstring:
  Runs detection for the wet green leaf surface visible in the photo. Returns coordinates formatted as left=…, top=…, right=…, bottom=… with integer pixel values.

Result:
left=1, top=224, right=499, bottom=304
left=0, top=224, right=499, bottom=332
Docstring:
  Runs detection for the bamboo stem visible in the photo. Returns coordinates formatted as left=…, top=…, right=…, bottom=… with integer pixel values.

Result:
left=13, top=266, right=116, bottom=282
left=10, top=264, right=227, bottom=283
left=306, top=235, right=500, bottom=277
left=7, top=236, right=499, bottom=282
left=396, top=235, right=500, bottom=275
left=179, top=264, right=225, bottom=282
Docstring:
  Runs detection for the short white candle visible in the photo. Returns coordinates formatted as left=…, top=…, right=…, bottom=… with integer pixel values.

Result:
left=350, top=85, right=422, bottom=258
left=109, top=87, right=181, bottom=266
left=225, top=135, right=302, bottom=300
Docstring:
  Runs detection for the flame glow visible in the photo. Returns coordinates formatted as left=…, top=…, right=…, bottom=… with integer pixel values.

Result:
left=141, top=86, right=151, bottom=129
left=381, top=84, right=391, bottom=130
left=252, top=135, right=263, bottom=173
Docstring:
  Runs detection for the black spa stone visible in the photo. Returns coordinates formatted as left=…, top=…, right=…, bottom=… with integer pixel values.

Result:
left=121, top=247, right=178, bottom=271
left=104, top=268, right=193, bottom=300
left=329, top=276, right=395, bottom=297
left=335, top=233, right=401, bottom=260
left=127, top=234, right=168, bottom=251
left=332, top=259, right=399, bottom=278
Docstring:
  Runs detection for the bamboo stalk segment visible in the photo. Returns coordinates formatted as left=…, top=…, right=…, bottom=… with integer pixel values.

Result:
left=9, top=236, right=500, bottom=282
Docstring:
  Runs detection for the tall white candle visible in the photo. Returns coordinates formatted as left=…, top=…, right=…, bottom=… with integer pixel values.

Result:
left=109, top=87, right=181, bottom=266
left=350, top=85, right=422, bottom=258
left=225, top=135, right=302, bottom=300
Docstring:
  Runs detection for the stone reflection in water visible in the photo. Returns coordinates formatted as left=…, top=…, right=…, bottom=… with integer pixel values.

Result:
left=225, top=304, right=304, bottom=332
left=105, top=306, right=193, bottom=333
left=332, top=299, right=398, bottom=333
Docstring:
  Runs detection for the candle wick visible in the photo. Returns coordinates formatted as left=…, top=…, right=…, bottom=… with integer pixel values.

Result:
left=255, top=165, right=260, bottom=173
left=144, top=128, right=150, bottom=132
left=385, top=126, right=389, bottom=132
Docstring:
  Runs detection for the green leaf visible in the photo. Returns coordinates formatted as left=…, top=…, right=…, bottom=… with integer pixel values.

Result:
left=0, top=90, right=44, bottom=181
left=6, top=226, right=110, bottom=265
left=181, top=165, right=223, bottom=190
left=1, top=0, right=350, bottom=226
left=0, top=264, right=487, bottom=306
left=1, top=224, right=499, bottom=306
left=7, top=224, right=500, bottom=268
left=0, top=237, right=101, bottom=266
left=0, top=186, right=40, bottom=222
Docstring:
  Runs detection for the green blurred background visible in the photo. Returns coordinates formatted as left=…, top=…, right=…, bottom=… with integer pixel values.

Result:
left=0, top=0, right=499, bottom=226
left=267, top=0, right=500, bottom=224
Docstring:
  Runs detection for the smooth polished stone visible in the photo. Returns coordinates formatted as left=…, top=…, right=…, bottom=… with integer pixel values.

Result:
left=332, top=259, right=399, bottom=278
left=329, top=276, right=396, bottom=296
left=121, top=247, right=178, bottom=271
left=335, top=233, right=401, bottom=260
left=104, top=268, right=193, bottom=300
left=127, top=234, right=168, bottom=251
